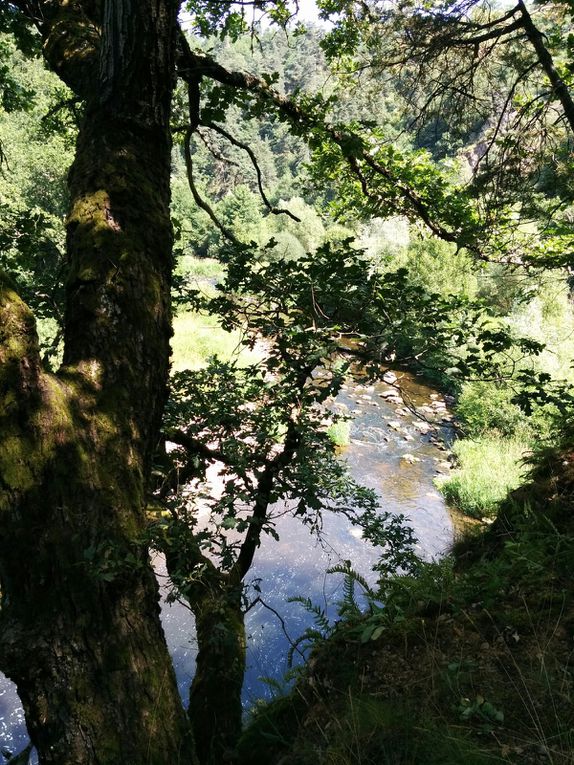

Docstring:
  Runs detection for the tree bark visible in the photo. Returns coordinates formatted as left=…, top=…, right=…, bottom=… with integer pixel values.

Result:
left=188, top=582, right=246, bottom=765
left=517, top=0, right=574, bottom=136
left=0, top=1, right=196, bottom=762
left=163, top=527, right=246, bottom=765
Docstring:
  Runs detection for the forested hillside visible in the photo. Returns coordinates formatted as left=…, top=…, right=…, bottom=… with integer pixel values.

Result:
left=0, top=0, right=573, bottom=763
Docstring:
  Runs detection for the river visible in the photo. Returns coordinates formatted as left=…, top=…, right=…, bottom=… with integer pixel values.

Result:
left=0, top=371, right=455, bottom=758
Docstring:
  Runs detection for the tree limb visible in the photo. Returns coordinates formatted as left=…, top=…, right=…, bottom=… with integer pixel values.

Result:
left=516, top=0, right=574, bottom=136
left=183, top=124, right=241, bottom=244
left=203, top=120, right=302, bottom=222
left=177, top=40, right=482, bottom=255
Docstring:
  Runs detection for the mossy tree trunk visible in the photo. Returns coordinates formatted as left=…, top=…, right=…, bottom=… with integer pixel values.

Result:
left=163, top=532, right=246, bottom=765
left=0, top=1, right=196, bottom=762
left=188, top=580, right=246, bottom=765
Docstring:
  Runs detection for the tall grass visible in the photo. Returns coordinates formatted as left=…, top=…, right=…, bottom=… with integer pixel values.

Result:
left=437, top=437, right=528, bottom=518
left=171, top=311, right=261, bottom=371
left=175, top=254, right=225, bottom=282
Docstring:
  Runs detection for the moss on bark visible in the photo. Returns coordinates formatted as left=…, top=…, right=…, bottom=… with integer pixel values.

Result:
left=0, top=1, right=197, bottom=762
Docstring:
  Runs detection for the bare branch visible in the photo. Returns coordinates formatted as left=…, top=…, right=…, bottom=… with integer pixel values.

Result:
left=183, top=125, right=241, bottom=244
left=203, top=120, right=301, bottom=222
left=246, top=595, right=306, bottom=660
left=196, top=127, right=241, bottom=168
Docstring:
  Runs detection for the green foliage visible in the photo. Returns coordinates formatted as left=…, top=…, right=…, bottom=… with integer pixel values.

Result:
left=392, top=235, right=479, bottom=300
left=0, top=35, right=75, bottom=360
left=456, top=382, right=525, bottom=438
left=326, top=418, right=351, bottom=447
left=0, top=35, right=34, bottom=111
left=438, top=437, right=528, bottom=518
left=184, top=0, right=297, bottom=41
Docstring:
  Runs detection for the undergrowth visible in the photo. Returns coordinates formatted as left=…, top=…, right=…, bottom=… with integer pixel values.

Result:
left=240, top=441, right=574, bottom=765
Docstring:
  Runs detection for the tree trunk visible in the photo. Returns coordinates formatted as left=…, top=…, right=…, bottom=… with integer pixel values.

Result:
left=163, top=533, right=246, bottom=765
left=517, top=0, right=574, bottom=136
left=0, top=1, right=196, bottom=761
left=188, top=582, right=246, bottom=765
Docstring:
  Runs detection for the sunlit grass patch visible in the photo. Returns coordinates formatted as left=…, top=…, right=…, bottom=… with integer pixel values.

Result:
left=176, top=255, right=225, bottom=282
left=171, top=311, right=261, bottom=371
left=437, top=437, right=528, bottom=518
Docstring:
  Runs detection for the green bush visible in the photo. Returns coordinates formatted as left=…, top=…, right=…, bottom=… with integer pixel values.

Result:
left=326, top=419, right=351, bottom=447
left=456, top=381, right=525, bottom=438
left=438, top=437, right=528, bottom=518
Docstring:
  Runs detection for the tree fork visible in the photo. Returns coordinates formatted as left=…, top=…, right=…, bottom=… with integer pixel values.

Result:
left=0, top=0, right=197, bottom=761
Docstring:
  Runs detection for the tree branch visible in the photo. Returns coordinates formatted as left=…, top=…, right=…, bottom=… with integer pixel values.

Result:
left=231, top=414, right=301, bottom=582
left=183, top=124, right=241, bottom=244
left=177, top=41, right=482, bottom=255
left=516, top=0, right=574, bottom=136
left=432, top=18, right=525, bottom=48
left=203, top=121, right=301, bottom=222
left=163, top=428, right=233, bottom=466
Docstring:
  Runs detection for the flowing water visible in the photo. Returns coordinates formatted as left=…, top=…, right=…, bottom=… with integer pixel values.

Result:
left=0, top=371, right=455, bottom=757
left=159, top=370, right=456, bottom=705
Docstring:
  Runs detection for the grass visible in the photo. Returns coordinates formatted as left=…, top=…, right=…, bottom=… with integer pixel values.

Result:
left=327, top=419, right=351, bottom=447
left=437, top=436, right=528, bottom=518
left=175, top=254, right=225, bottom=282
left=170, top=256, right=266, bottom=371
left=307, top=695, right=504, bottom=765
left=171, top=311, right=261, bottom=371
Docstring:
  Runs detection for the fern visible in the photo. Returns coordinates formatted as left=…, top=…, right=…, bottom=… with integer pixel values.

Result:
left=287, top=627, right=328, bottom=667
left=287, top=596, right=335, bottom=666
left=327, top=562, right=379, bottom=617
left=287, top=596, right=331, bottom=633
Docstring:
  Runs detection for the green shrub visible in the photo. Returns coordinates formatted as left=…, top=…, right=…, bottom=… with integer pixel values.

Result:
left=326, top=419, right=351, bottom=447
left=456, top=381, right=525, bottom=438
left=438, top=437, right=528, bottom=518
